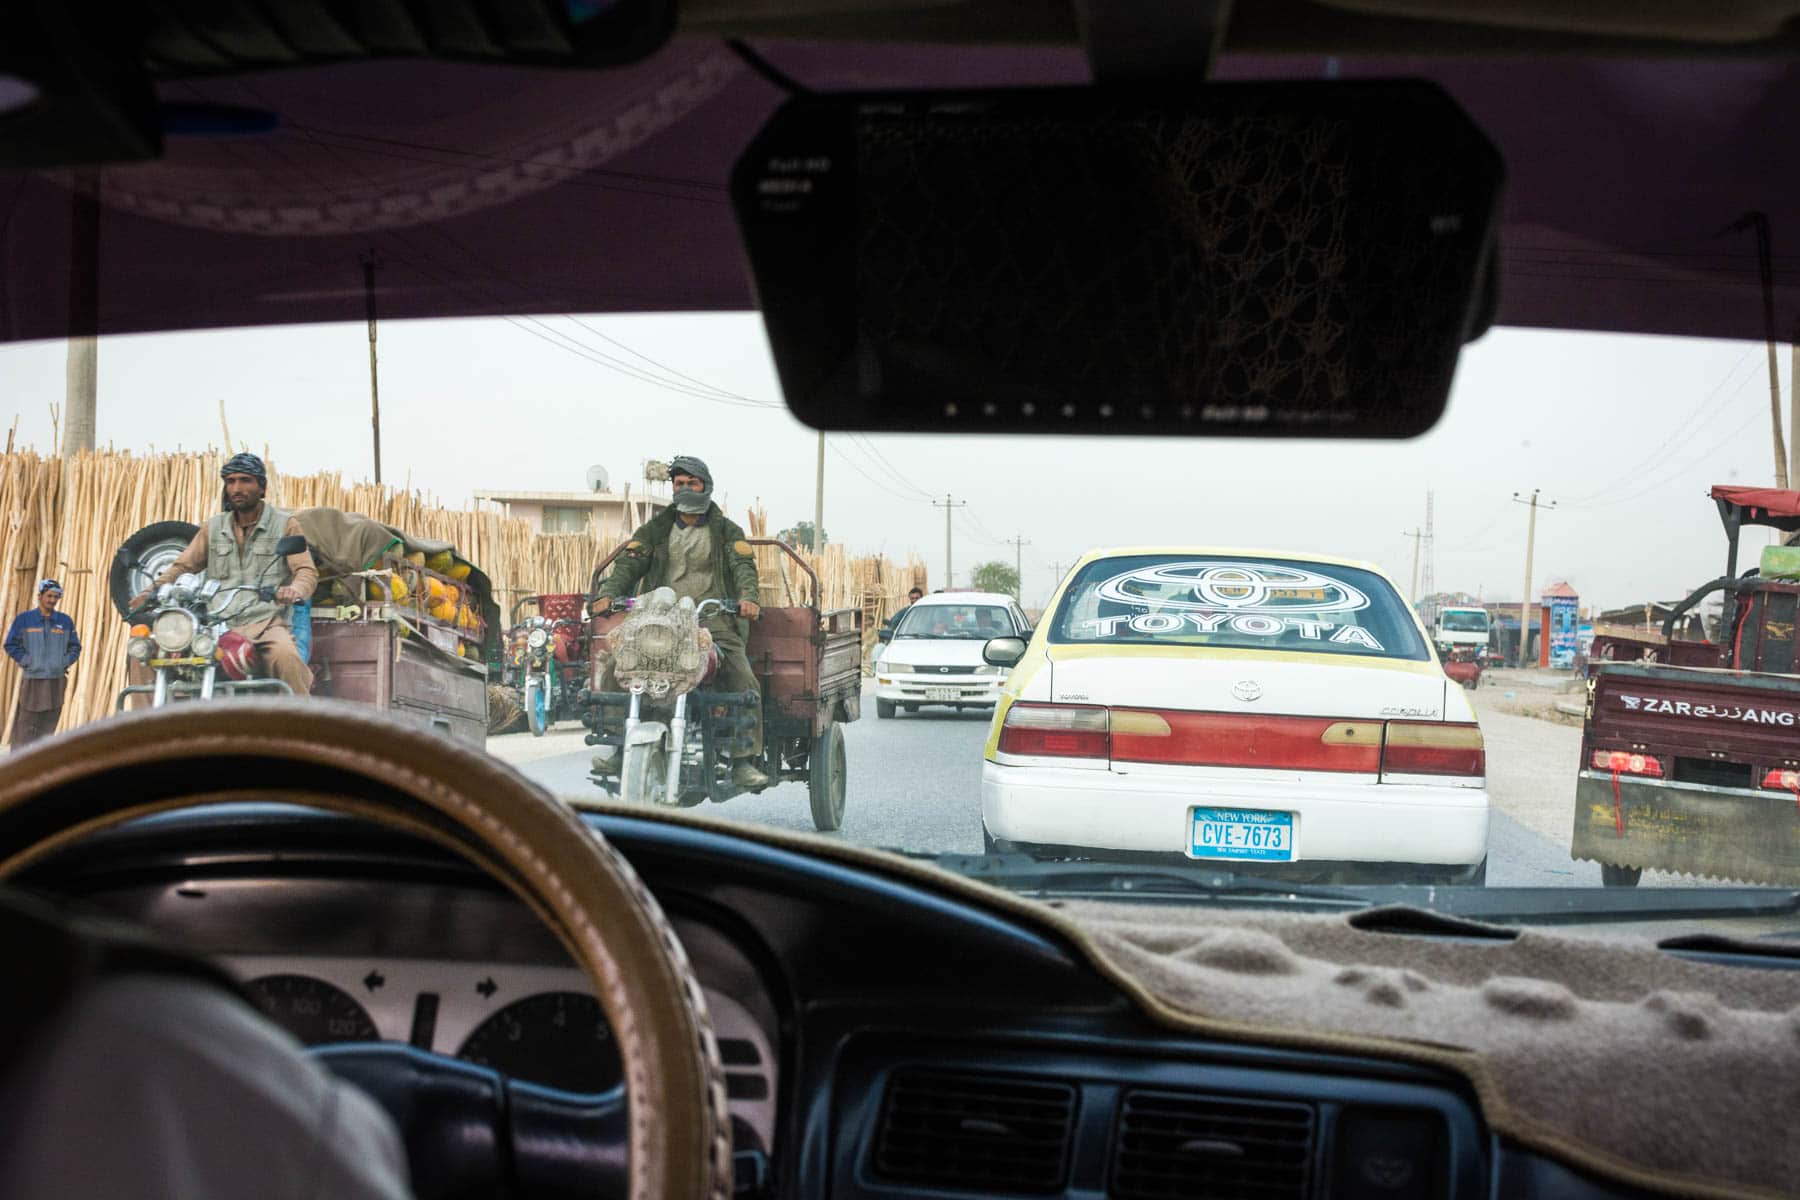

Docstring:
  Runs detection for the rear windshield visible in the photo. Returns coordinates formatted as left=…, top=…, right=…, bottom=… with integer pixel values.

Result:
left=1050, top=555, right=1429, bottom=661
left=895, top=604, right=1017, bottom=639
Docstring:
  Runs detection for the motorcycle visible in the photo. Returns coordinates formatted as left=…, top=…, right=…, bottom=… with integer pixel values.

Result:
left=116, top=533, right=307, bottom=709
left=583, top=587, right=754, bottom=807
left=507, top=613, right=583, bottom=736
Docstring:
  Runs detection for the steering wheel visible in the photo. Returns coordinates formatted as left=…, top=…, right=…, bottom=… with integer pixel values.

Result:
left=0, top=700, right=733, bottom=1200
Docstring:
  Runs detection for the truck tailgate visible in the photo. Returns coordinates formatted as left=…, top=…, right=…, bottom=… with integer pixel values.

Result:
left=1587, top=662, right=1800, bottom=761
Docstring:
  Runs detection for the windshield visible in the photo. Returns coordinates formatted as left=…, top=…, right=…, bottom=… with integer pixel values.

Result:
left=7, top=317, right=1793, bottom=917
left=1051, top=555, right=1429, bottom=661
left=894, top=604, right=1016, bottom=639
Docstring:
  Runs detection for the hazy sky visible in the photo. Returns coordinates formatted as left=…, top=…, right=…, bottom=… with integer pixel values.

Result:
left=1, top=316, right=1791, bottom=611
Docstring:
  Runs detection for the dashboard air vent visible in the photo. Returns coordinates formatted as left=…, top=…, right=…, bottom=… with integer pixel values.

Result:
left=873, top=1069, right=1076, bottom=1194
left=1112, top=1090, right=1314, bottom=1200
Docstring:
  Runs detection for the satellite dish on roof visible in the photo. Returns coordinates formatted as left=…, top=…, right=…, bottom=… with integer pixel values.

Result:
left=585, top=464, right=611, bottom=493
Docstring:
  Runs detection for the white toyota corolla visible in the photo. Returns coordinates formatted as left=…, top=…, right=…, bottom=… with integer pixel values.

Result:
left=872, top=591, right=1031, bottom=718
left=980, top=548, right=1488, bottom=884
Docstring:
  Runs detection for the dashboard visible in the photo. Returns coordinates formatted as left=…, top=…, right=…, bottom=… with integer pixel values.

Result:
left=17, top=803, right=1689, bottom=1200
left=227, top=957, right=777, bottom=1150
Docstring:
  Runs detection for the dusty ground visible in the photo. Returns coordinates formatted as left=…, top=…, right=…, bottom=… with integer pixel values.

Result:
left=1475, top=667, right=1586, bottom=728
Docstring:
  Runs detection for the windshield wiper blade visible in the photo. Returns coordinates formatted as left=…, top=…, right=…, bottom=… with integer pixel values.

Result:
left=924, top=853, right=1377, bottom=905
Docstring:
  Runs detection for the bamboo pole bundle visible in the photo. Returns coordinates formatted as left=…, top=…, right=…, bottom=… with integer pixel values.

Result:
left=1, top=450, right=931, bottom=742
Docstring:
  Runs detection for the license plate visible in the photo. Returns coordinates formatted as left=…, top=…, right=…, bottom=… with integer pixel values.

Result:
left=924, top=687, right=959, bottom=701
left=1189, top=807, right=1294, bottom=862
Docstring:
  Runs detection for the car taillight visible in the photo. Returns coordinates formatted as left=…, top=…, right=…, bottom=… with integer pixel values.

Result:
left=1762, top=767, right=1800, bottom=791
left=1110, top=709, right=1383, bottom=773
left=1383, top=722, right=1486, bottom=777
left=997, top=703, right=1109, bottom=759
left=1590, top=749, right=1664, bottom=778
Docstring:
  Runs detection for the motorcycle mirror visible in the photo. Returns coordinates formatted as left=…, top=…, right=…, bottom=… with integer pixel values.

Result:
left=983, top=637, right=1027, bottom=667
left=274, top=534, right=307, bottom=556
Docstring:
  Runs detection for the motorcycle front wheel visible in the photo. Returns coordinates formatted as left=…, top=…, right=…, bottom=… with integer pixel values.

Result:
left=525, top=675, right=549, bottom=737
left=621, top=741, right=667, bottom=805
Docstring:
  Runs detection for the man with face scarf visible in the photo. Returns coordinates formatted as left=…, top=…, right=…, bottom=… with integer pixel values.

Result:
left=592, top=456, right=769, bottom=790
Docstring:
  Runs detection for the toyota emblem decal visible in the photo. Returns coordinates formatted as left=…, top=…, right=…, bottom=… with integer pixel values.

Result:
left=1232, top=680, right=1263, bottom=702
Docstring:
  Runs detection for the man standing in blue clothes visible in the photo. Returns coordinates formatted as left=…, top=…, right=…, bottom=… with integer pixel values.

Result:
left=5, top=579, right=82, bottom=748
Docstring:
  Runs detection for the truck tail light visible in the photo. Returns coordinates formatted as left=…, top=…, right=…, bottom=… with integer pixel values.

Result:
left=997, top=703, right=1109, bottom=760
left=1591, top=749, right=1664, bottom=778
left=1110, top=710, right=1382, bottom=773
left=1762, top=768, right=1800, bottom=791
left=1383, top=722, right=1486, bottom=778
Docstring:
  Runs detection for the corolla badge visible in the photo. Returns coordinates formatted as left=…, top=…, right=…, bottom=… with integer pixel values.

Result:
left=1231, top=680, right=1263, bottom=702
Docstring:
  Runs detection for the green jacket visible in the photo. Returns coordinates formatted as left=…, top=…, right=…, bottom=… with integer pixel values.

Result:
left=597, top=504, right=762, bottom=621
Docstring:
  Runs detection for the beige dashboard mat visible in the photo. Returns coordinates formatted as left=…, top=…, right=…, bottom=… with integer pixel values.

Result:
left=571, top=801, right=1800, bottom=1199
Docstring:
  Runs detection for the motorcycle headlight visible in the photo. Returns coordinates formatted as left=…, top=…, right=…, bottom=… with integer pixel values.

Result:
left=527, top=628, right=548, bottom=649
left=127, top=636, right=154, bottom=662
left=631, top=625, right=676, bottom=657
left=191, top=631, right=217, bottom=659
left=151, top=609, right=196, bottom=653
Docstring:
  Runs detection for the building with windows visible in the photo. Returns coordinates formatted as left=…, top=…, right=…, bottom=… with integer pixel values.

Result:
left=473, top=479, right=668, bottom=537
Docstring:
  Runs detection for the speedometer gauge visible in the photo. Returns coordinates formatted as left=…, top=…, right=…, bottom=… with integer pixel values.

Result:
left=245, top=975, right=380, bottom=1046
left=458, top=992, right=621, bottom=1093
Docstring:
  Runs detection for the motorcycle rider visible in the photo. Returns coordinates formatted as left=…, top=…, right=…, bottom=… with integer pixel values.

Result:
left=591, top=456, right=768, bottom=790
left=130, top=453, right=318, bottom=696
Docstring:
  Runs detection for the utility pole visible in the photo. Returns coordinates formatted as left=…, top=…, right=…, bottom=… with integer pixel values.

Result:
left=1724, top=212, right=1788, bottom=488
left=360, top=250, right=384, bottom=484
left=1004, top=535, right=1030, bottom=599
left=814, top=431, right=825, bottom=553
left=1512, top=490, right=1556, bottom=667
left=1421, top=490, right=1436, bottom=599
left=1788, top=325, right=1800, bottom=545
left=63, top=172, right=100, bottom=456
left=1403, top=528, right=1425, bottom=599
left=932, top=495, right=966, bottom=588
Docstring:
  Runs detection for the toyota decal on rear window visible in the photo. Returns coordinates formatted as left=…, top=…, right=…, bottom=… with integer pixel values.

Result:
left=1051, top=555, right=1429, bottom=661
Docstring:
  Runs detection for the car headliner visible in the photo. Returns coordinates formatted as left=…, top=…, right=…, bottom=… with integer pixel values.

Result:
left=2, top=36, right=1797, bottom=352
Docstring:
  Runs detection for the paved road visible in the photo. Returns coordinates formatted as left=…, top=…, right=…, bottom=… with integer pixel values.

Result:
left=506, top=688, right=1693, bottom=887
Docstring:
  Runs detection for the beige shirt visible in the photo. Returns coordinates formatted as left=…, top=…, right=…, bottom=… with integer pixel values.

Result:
left=663, top=520, right=717, bottom=605
left=158, top=506, right=319, bottom=602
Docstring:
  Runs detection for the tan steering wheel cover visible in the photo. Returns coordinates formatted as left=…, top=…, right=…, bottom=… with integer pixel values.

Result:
left=0, top=699, right=732, bottom=1200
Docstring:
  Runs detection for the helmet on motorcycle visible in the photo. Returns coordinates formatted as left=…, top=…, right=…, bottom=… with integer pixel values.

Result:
left=216, top=630, right=256, bottom=680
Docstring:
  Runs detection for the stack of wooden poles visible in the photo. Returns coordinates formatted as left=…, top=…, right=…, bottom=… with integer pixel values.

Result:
left=1, top=450, right=929, bottom=740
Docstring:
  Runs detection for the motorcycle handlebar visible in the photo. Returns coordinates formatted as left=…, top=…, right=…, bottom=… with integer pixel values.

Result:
left=600, top=597, right=742, bottom=617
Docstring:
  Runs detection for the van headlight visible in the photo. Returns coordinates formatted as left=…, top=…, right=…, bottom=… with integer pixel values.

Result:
left=880, top=662, right=913, bottom=674
left=151, top=610, right=196, bottom=653
left=975, top=664, right=1005, bottom=675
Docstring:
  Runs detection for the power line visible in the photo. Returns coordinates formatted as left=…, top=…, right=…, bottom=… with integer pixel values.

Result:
left=1560, top=348, right=1761, bottom=504
left=848, top=434, right=935, bottom=499
left=1560, top=403, right=1773, bottom=511
left=824, top=440, right=931, bottom=504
